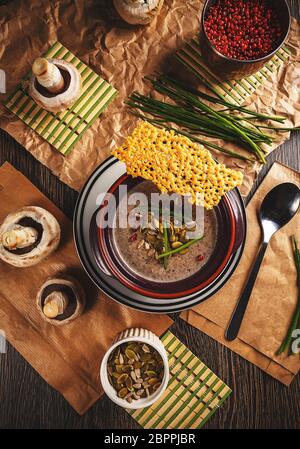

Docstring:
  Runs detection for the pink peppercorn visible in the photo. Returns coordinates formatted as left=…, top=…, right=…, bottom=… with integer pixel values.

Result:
left=129, top=233, right=137, bottom=242
left=204, top=0, right=282, bottom=61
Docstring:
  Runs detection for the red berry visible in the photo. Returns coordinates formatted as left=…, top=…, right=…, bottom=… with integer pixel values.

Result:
left=204, top=0, right=282, bottom=60
left=129, top=233, right=137, bottom=242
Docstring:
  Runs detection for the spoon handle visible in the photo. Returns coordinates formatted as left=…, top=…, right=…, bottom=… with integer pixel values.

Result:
left=225, top=241, right=268, bottom=341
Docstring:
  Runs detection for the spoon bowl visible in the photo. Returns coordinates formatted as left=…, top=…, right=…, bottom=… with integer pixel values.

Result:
left=260, top=183, right=300, bottom=242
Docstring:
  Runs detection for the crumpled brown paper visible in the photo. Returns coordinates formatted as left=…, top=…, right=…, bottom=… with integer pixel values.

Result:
left=0, top=0, right=299, bottom=195
left=181, top=162, right=300, bottom=386
left=0, top=162, right=173, bottom=414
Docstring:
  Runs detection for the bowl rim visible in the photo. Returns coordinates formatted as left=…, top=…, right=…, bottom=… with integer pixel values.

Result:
left=100, top=335, right=169, bottom=410
left=73, top=155, right=247, bottom=313
left=201, top=0, right=291, bottom=64
left=97, top=174, right=237, bottom=299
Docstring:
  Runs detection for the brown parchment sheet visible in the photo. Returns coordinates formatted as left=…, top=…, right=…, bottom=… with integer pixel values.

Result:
left=181, top=162, right=300, bottom=386
left=0, top=162, right=173, bottom=414
left=0, top=0, right=299, bottom=194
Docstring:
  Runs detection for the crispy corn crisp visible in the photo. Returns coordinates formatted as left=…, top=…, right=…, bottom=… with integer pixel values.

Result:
left=112, top=122, right=243, bottom=209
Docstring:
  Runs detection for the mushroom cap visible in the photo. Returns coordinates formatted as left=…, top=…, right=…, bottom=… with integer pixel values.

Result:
left=36, top=276, right=86, bottom=326
left=0, top=206, right=61, bottom=268
left=113, top=0, right=164, bottom=25
left=29, top=59, right=82, bottom=113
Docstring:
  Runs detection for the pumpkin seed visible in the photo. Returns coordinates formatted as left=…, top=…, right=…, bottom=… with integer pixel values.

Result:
left=152, top=382, right=161, bottom=392
left=142, top=344, right=150, bottom=353
left=146, top=234, right=157, bottom=244
left=125, top=393, right=133, bottom=403
left=179, top=248, right=189, bottom=255
left=117, top=373, right=128, bottom=384
left=133, top=383, right=142, bottom=389
left=140, top=353, right=152, bottom=362
left=125, top=348, right=136, bottom=360
left=130, top=371, right=137, bottom=381
left=169, top=233, right=176, bottom=243
left=148, top=377, right=159, bottom=386
left=126, top=376, right=133, bottom=390
left=171, top=241, right=183, bottom=249
left=137, top=239, right=145, bottom=249
left=115, top=365, right=123, bottom=374
left=146, top=370, right=157, bottom=377
left=127, top=343, right=138, bottom=352
left=122, top=364, right=132, bottom=373
left=118, top=387, right=128, bottom=398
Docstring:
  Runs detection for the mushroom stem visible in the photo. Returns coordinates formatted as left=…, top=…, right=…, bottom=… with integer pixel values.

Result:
left=43, top=291, right=69, bottom=319
left=1, top=227, right=38, bottom=250
left=32, top=58, right=65, bottom=94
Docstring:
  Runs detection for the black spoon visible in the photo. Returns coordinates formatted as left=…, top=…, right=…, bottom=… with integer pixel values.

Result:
left=225, top=182, right=300, bottom=342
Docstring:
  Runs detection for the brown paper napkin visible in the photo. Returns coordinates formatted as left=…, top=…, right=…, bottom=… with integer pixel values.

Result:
left=0, top=0, right=299, bottom=195
left=181, top=162, right=300, bottom=386
left=0, top=162, right=173, bottom=414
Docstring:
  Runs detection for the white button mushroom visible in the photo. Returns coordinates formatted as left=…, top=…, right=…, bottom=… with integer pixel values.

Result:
left=37, top=277, right=86, bottom=325
left=0, top=206, right=61, bottom=267
left=29, top=58, right=82, bottom=113
left=113, top=0, right=164, bottom=25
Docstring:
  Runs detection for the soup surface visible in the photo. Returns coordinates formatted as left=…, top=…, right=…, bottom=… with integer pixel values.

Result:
left=113, top=181, right=218, bottom=283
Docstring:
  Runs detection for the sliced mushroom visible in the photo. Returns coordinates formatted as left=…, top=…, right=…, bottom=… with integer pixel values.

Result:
left=36, top=277, right=86, bottom=325
left=29, top=58, right=82, bottom=113
left=0, top=206, right=61, bottom=267
left=113, top=0, right=164, bottom=25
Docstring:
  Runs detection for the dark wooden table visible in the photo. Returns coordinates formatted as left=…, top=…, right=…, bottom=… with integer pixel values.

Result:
left=0, top=0, right=299, bottom=430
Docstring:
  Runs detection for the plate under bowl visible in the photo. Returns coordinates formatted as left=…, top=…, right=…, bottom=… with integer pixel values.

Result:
left=73, top=157, right=247, bottom=313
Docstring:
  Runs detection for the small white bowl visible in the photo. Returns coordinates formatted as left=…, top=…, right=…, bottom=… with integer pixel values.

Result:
left=100, top=328, right=169, bottom=409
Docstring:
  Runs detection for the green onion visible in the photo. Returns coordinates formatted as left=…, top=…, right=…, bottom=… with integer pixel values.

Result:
left=157, top=237, right=204, bottom=259
left=162, top=223, right=169, bottom=270
left=276, top=236, right=300, bottom=356
left=127, top=73, right=299, bottom=165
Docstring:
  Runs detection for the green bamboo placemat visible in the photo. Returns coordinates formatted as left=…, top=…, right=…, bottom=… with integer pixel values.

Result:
left=177, top=39, right=291, bottom=105
left=127, top=331, right=231, bottom=429
left=4, top=42, right=118, bottom=156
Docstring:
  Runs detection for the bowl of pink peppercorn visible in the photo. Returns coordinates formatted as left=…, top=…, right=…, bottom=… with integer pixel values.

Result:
left=200, top=0, right=291, bottom=79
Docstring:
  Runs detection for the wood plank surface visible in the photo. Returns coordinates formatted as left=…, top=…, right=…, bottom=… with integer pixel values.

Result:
left=0, top=0, right=299, bottom=430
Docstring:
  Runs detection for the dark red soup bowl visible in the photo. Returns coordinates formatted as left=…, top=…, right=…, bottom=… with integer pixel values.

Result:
left=89, top=175, right=246, bottom=300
